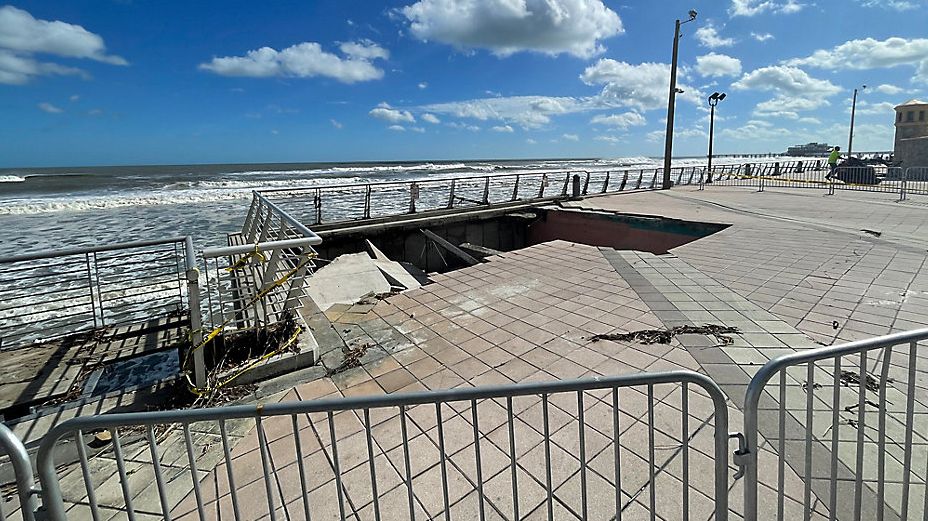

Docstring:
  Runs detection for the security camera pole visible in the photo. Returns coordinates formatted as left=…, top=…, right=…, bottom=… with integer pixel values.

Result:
left=662, top=10, right=697, bottom=190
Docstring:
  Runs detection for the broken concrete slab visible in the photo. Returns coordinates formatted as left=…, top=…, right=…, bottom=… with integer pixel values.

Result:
left=306, top=253, right=392, bottom=311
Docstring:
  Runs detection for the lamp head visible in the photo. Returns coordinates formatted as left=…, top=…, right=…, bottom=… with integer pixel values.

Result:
left=710, top=92, right=721, bottom=100
left=688, top=9, right=698, bottom=20
left=675, top=87, right=685, bottom=94
left=718, top=93, right=727, bottom=101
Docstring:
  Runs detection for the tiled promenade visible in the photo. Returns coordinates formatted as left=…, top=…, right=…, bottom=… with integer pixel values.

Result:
left=38, top=186, right=928, bottom=521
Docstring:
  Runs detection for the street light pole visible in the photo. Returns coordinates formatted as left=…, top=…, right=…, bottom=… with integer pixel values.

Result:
left=848, top=84, right=866, bottom=157
left=662, top=10, right=697, bottom=190
left=706, top=92, right=726, bottom=184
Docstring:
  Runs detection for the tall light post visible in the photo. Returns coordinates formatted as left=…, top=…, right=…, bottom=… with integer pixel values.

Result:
left=662, top=9, right=698, bottom=190
left=848, top=84, right=866, bottom=157
left=706, top=92, right=726, bottom=183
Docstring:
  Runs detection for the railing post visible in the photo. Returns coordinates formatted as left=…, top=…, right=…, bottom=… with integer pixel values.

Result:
left=84, top=252, right=98, bottom=330
left=582, top=172, right=590, bottom=195
left=363, top=185, right=372, bottom=219
left=447, top=179, right=456, bottom=208
left=409, top=182, right=418, bottom=213
left=186, top=264, right=206, bottom=390
left=313, top=189, right=322, bottom=225
left=571, top=174, right=581, bottom=198
left=482, top=176, right=490, bottom=204
left=561, top=173, right=570, bottom=196
left=900, top=168, right=908, bottom=201
left=242, top=193, right=259, bottom=236
left=511, top=175, right=520, bottom=201
left=650, top=169, right=659, bottom=189
left=635, top=169, right=643, bottom=189
left=539, top=174, right=548, bottom=198
left=675, top=168, right=684, bottom=185
left=602, top=171, right=611, bottom=193
left=618, top=171, right=628, bottom=191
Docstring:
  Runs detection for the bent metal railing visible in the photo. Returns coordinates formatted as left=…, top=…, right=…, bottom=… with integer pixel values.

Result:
left=743, top=327, right=928, bottom=521
left=0, top=236, right=198, bottom=350
left=32, top=371, right=731, bottom=521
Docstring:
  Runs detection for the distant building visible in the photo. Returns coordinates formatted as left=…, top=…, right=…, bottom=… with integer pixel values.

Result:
left=894, top=99, right=928, bottom=168
left=786, top=142, right=832, bottom=156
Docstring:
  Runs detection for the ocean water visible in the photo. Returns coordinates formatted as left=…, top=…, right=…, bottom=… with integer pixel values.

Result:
left=0, top=156, right=754, bottom=254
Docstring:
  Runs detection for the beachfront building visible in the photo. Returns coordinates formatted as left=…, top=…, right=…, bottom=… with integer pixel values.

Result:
left=894, top=99, right=928, bottom=169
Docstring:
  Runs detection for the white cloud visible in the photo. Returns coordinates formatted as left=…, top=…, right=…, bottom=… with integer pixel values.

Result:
left=590, top=111, right=646, bottom=129
left=369, top=102, right=416, bottom=123
left=38, top=101, right=62, bottom=113
left=754, top=96, right=829, bottom=119
left=410, top=126, right=426, bottom=133
left=448, top=122, right=481, bottom=131
left=798, top=117, right=821, bottom=124
left=562, top=133, right=579, bottom=141
left=875, top=83, right=905, bottom=95
left=855, top=0, right=922, bottom=10
left=491, top=125, right=514, bottom=132
left=418, top=82, right=428, bottom=89
left=338, top=40, right=389, bottom=60
left=695, top=24, right=734, bottom=48
left=0, top=6, right=124, bottom=85
left=729, top=0, right=804, bottom=16
left=594, top=135, right=621, bottom=144
left=0, top=6, right=126, bottom=64
left=0, top=50, right=87, bottom=84
left=751, top=32, right=774, bottom=42
left=581, top=59, right=702, bottom=111
left=199, top=40, right=388, bottom=83
left=399, top=0, right=623, bottom=58
left=696, top=53, right=742, bottom=77
left=733, top=65, right=841, bottom=103
left=388, top=125, right=406, bottom=131
left=526, top=138, right=537, bottom=144
left=786, top=37, right=928, bottom=80
left=421, top=112, right=441, bottom=124
left=855, top=100, right=896, bottom=115
left=422, top=95, right=583, bottom=129
left=330, top=119, right=343, bottom=129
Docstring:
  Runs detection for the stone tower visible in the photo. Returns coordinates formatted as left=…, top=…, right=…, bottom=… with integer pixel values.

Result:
left=894, top=99, right=928, bottom=168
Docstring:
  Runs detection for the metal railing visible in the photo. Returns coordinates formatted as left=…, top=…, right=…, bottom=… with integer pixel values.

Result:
left=707, top=161, right=928, bottom=201
left=0, top=423, right=37, bottom=521
left=743, top=328, right=928, bottom=521
left=0, top=237, right=197, bottom=350
left=33, top=370, right=731, bottom=521
left=202, top=191, right=321, bottom=331
left=253, top=167, right=715, bottom=227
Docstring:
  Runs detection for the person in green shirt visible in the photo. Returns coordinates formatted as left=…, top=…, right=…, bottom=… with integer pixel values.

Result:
left=826, top=146, right=841, bottom=180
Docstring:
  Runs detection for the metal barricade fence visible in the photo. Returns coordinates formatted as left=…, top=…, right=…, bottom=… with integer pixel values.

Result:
left=32, top=371, right=731, bottom=521
left=742, top=328, right=928, bottom=521
left=899, top=167, right=928, bottom=200
left=0, top=237, right=197, bottom=350
left=0, top=424, right=37, bottom=521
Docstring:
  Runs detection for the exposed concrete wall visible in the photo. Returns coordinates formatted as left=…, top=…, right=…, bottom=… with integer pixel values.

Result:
left=315, top=214, right=529, bottom=273
left=526, top=209, right=728, bottom=255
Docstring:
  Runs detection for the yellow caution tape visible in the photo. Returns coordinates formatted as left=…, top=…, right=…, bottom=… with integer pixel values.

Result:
left=224, top=244, right=266, bottom=272
left=182, top=253, right=317, bottom=396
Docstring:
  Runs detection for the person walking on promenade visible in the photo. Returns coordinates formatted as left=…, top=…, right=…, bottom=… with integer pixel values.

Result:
left=826, top=146, right=841, bottom=180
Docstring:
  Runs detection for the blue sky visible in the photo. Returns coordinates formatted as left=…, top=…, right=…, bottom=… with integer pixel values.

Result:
left=1, top=0, right=926, bottom=167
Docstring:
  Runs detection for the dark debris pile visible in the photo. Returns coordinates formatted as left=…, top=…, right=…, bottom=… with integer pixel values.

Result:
left=590, top=324, right=741, bottom=346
